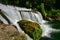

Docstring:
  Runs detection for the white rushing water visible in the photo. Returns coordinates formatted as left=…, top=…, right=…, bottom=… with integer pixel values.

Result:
left=0, top=3, right=60, bottom=40
left=0, top=15, right=8, bottom=24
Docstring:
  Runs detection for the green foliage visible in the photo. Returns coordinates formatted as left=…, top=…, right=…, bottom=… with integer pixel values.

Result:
left=42, top=0, right=56, bottom=10
left=33, top=29, right=42, bottom=40
left=0, top=0, right=20, bottom=6
left=46, top=9, right=60, bottom=18
left=13, top=36, right=20, bottom=40
left=22, top=34, right=27, bottom=40
left=26, top=1, right=32, bottom=8
left=40, top=3, right=47, bottom=17
left=13, top=34, right=27, bottom=40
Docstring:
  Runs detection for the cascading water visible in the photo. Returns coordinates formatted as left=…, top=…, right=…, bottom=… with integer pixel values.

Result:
left=0, top=15, right=8, bottom=24
left=0, top=3, right=60, bottom=40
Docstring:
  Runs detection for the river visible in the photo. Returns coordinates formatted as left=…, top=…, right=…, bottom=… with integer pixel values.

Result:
left=0, top=3, right=60, bottom=40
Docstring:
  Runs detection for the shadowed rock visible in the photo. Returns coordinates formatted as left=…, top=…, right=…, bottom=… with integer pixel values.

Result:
left=0, top=20, right=3, bottom=24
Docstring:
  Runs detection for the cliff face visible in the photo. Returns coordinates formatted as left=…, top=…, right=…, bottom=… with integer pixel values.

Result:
left=0, top=22, right=27, bottom=40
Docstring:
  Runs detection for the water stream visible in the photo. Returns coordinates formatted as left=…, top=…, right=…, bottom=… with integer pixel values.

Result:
left=0, top=3, right=60, bottom=40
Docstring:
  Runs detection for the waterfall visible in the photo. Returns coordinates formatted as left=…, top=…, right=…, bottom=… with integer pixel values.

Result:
left=0, top=3, right=60, bottom=40
left=0, top=3, right=33, bottom=40
left=0, top=15, right=8, bottom=24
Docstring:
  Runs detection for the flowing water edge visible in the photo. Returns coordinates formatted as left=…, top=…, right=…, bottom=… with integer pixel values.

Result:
left=0, top=3, right=60, bottom=40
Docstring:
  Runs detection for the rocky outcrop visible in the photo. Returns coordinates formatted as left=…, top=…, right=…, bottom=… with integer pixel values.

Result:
left=0, top=23, right=27, bottom=40
left=46, top=17, right=60, bottom=21
left=18, top=20, right=42, bottom=40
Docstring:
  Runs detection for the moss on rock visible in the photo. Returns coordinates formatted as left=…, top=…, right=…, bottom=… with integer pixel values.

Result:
left=18, top=20, right=42, bottom=40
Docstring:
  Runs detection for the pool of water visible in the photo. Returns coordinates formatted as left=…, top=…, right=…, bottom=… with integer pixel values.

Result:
left=41, top=21, right=60, bottom=40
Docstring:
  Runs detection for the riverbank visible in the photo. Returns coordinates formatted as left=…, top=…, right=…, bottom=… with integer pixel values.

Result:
left=45, top=17, right=60, bottom=21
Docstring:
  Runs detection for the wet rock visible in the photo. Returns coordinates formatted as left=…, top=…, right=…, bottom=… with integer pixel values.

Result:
left=18, top=20, right=42, bottom=40
left=0, top=20, right=3, bottom=24
left=0, top=24, right=27, bottom=40
left=46, top=17, right=60, bottom=21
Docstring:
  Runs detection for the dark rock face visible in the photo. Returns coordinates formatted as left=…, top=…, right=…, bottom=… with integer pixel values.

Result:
left=18, top=20, right=42, bottom=40
left=0, top=20, right=3, bottom=24
left=0, top=24, right=27, bottom=40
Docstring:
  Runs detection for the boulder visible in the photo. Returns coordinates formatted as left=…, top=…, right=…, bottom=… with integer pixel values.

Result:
left=18, top=20, right=42, bottom=40
left=0, top=23, right=27, bottom=40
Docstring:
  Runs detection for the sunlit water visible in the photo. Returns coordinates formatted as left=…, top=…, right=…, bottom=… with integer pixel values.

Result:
left=0, top=3, right=60, bottom=40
